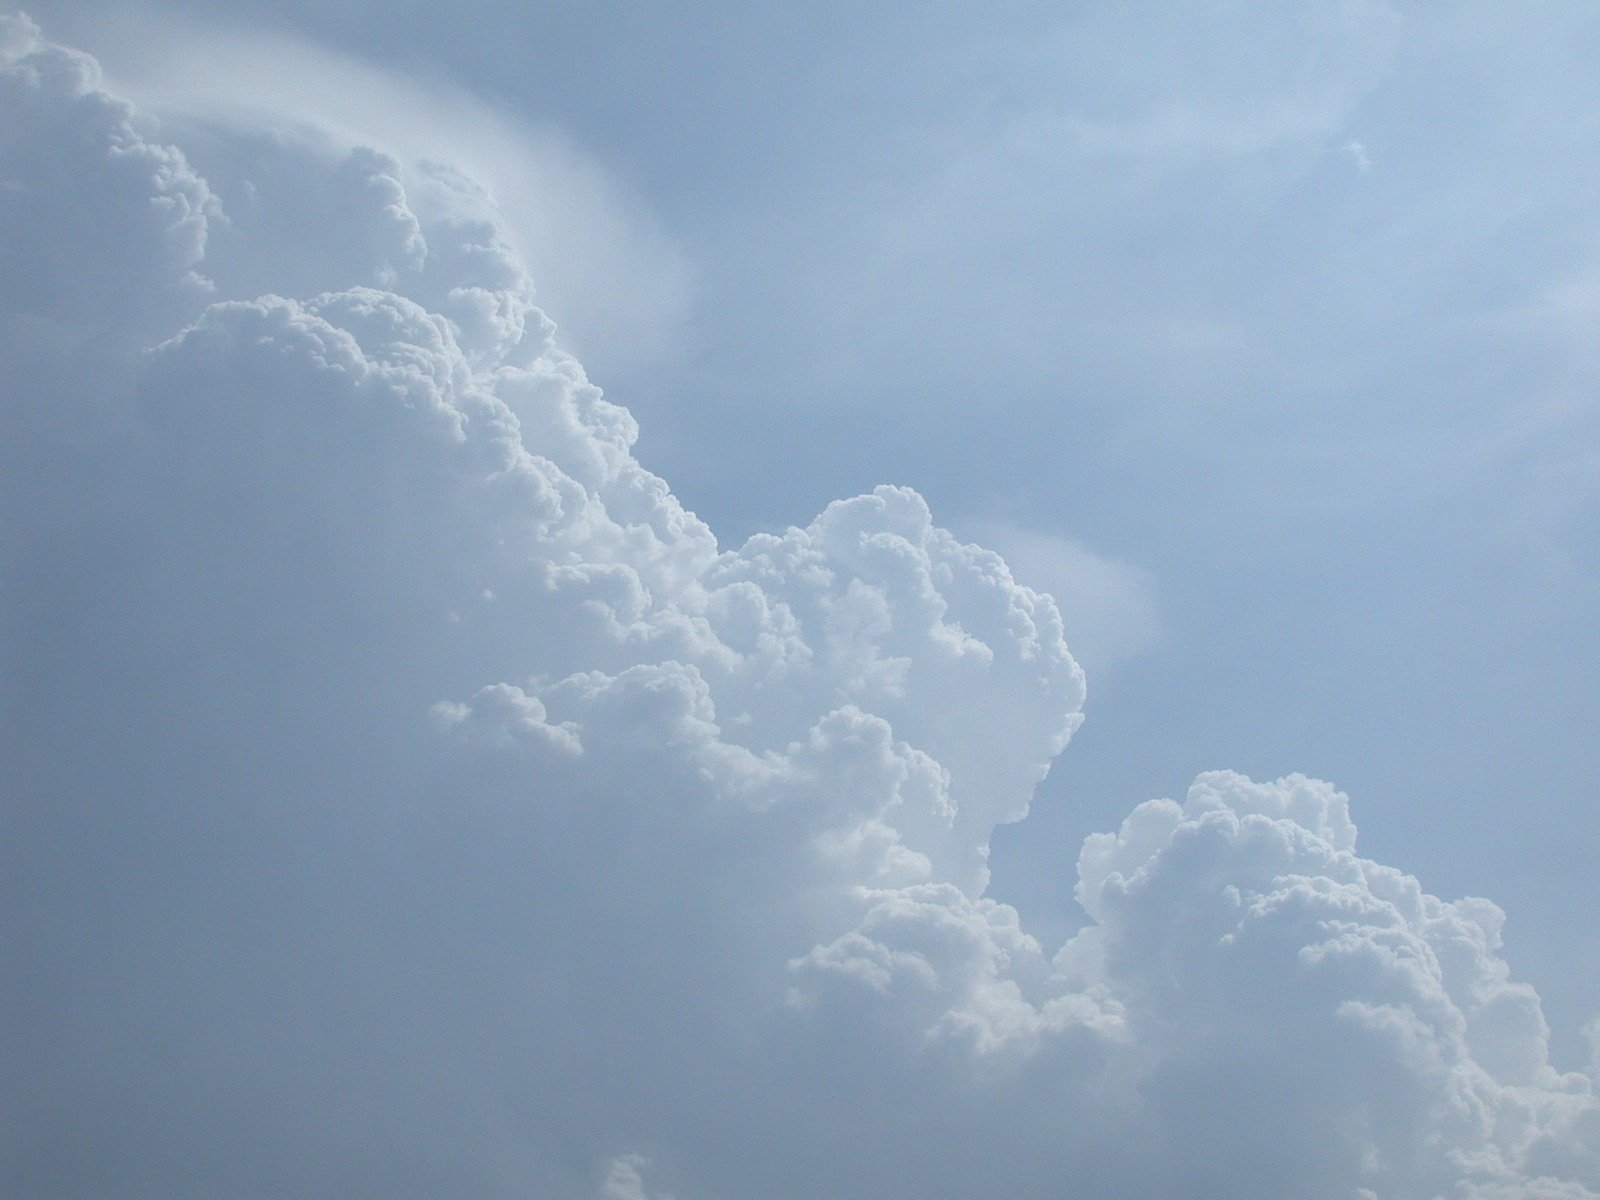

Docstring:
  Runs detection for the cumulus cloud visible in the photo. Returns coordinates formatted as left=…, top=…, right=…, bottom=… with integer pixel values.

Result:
left=77, top=5, right=692, bottom=380
left=955, top=518, right=1163, bottom=679
left=0, top=12, right=216, bottom=328
left=598, top=1156, right=668, bottom=1200
left=3, top=15, right=1597, bottom=1200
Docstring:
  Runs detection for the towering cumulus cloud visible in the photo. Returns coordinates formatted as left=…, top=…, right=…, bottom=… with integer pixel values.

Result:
left=3, top=15, right=1597, bottom=1199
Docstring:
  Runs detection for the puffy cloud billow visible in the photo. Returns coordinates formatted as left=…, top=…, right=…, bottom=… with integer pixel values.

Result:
left=3, top=15, right=1597, bottom=1199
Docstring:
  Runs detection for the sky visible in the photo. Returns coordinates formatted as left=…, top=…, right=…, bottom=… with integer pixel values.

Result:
left=4, top=3, right=1599, bottom=1198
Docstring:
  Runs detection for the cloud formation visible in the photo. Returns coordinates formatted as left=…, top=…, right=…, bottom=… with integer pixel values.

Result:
left=3, top=14, right=1597, bottom=1200
left=955, top=518, right=1163, bottom=678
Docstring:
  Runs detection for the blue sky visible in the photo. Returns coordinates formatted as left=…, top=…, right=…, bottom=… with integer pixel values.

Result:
left=7, top=4, right=1600, bottom=1197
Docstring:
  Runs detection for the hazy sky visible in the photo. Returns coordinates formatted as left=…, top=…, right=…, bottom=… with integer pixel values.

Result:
left=5, top=4, right=1600, bottom=1198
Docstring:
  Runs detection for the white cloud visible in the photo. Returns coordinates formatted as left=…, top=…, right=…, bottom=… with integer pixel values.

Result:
left=4, top=15, right=1598, bottom=1200
left=955, top=519, right=1163, bottom=679
left=0, top=11, right=217, bottom=329
left=66, top=4, right=691, bottom=381
left=598, top=1155, right=668, bottom=1200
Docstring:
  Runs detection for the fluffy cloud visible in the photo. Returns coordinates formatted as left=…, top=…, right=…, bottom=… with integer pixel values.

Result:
left=954, top=518, right=1163, bottom=678
left=3, top=14, right=1597, bottom=1200
left=0, top=13, right=216, bottom=328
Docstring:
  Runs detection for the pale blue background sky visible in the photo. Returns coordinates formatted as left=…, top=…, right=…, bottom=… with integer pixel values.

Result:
left=35, top=0, right=1600, bottom=1057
